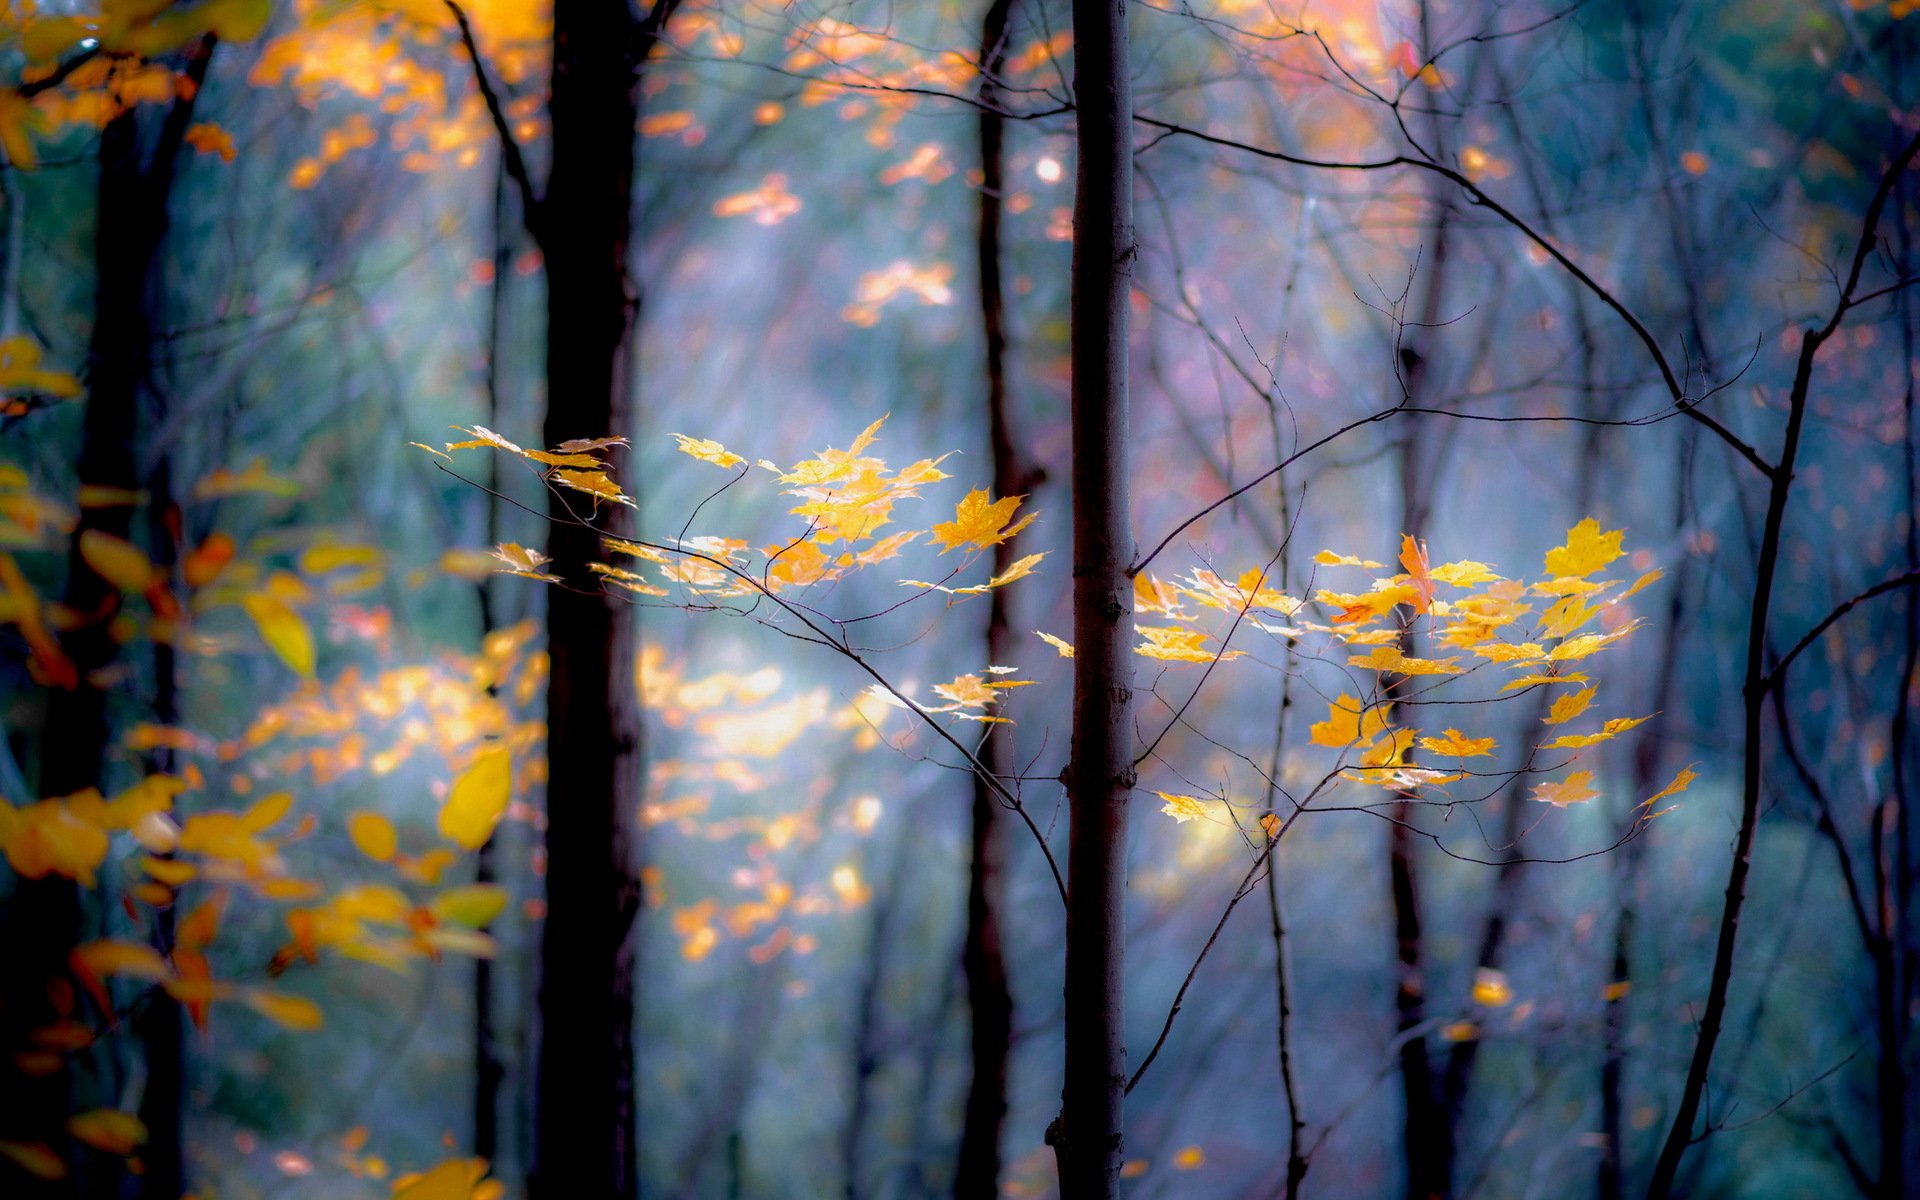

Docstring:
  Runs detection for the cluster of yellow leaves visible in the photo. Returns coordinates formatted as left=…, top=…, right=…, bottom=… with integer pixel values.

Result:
left=430, top=418, right=1048, bottom=608
left=1154, top=521, right=1693, bottom=820
left=0, top=0, right=268, bottom=168
left=250, top=0, right=548, bottom=187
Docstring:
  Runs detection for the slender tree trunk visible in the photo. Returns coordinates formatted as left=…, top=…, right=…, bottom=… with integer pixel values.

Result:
left=1646, top=131, right=1920, bottom=1197
left=1051, top=0, right=1134, bottom=1194
left=2, top=41, right=213, bottom=1197
left=954, top=1, right=1020, bottom=1193
left=1387, top=207, right=1454, bottom=1200
left=472, top=161, right=513, bottom=1170
left=531, top=3, right=645, bottom=1195
left=135, top=450, right=184, bottom=1200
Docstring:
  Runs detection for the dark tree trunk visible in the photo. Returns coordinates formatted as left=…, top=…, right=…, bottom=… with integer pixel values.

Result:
left=530, top=3, right=647, bottom=1196
left=1646, top=131, right=1920, bottom=1198
left=1052, top=0, right=1134, bottom=1195
left=472, top=161, right=514, bottom=1170
left=953, top=1, right=1020, bottom=1194
left=2, top=39, right=213, bottom=1198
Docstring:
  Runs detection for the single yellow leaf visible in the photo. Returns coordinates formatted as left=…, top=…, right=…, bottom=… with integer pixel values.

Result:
left=241, top=593, right=315, bottom=677
left=1542, top=686, right=1598, bottom=726
left=1531, top=770, right=1600, bottom=808
left=1544, top=518, right=1626, bottom=579
left=439, top=748, right=510, bottom=850
left=79, top=530, right=156, bottom=592
left=550, top=469, right=634, bottom=507
left=348, top=811, right=398, bottom=862
left=0, top=1140, right=66, bottom=1180
left=1471, top=968, right=1513, bottom=1007
left=1035, top=630, right=1074, bottom=657
left=1419, top=729, right=1496, bottom=758
left=67, top=1110, right=146, bottom=1155
left=1644, top=765, right=1698, bottom=808
left=671, top=434, right=746, bottom=469
left=431, top=884, right=509, bottom=928
left=393, top=1158, right=482, bottom=1200
left=1312, top=550, right=1383, bottom=567
left=244, top=988, right=324, bottom=1030
left=1156, top=792, right=1208, bottom=823
left=930, top=488, right=1036, bottom=552
left=1309, top=694, right=1387, bottom=749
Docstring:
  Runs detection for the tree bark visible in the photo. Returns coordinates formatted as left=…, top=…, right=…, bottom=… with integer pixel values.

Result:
left=1645, top=130, right=1920, bottom=1197
left=1052, top=0, right=1134, bottom=1195
left=954, top=1, right=1020, bottom=1194
left=531, top=3, right=646, bottom=1195
left=0, top=39, right=213, bottom=1198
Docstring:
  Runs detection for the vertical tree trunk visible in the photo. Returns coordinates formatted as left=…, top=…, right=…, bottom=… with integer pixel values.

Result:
left=532, top=3, right=644, bottom=1195
left=954, top=1, right=1020, bottom=1194
left=472, top=162, right=513, bottom=1171
left=1645, top=130, right=1920, bottom=1198
left=1052, top=0, right=1134, bottom=1195
left=2, top=41, right=213, bottom=1198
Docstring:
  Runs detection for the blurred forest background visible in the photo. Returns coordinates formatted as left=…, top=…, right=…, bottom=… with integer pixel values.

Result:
left=2, top=0, right=1919, bottom=1197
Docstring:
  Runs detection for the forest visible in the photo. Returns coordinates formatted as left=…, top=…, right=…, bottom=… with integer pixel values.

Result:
left=1, top=0, right=1917, bottom=1197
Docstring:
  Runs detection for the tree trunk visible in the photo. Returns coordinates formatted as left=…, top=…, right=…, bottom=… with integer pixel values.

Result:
left=531, top=3, right=645, bottom=1195
left=954, top=1, right=1020, bottom=1194
left=2, top=40, right=213, bottom=1197
left=1052, top=0, right=1134, bottom=1195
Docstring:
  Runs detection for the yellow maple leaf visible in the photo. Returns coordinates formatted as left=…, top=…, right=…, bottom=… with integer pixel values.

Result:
left=241, top=593, right=315, bottom=678
left=1531, top=770, right=1600, bottom=808
left=1544, top=518, right=1626, bottom=579
left=931, top=488, right=1036, bottom=552
left=1542, top=686, right=1597, bottom=725
left=1503, top=670, right=1590, bottom=691
left=80, top=530, right=156, bottom=592
left=1035, top=630, right=1074, bottom=657
left=1419, top=729, right=1497, bottom=757
left=550, top=469, right=634, bottom=508
left=1309, top=694, right=1388, bottom=748
left=438, top=748, right=509, bottom=851
left=1156, top=792, right=1208, bottom=823
left=1347, top=646, right=1462, bottom=675
left=671, top=434, right=746, bottom=469
left=1643, top=765, right=1698, bottom=811
left=347, top=811, right=397, bottom=862
left=67, top=1110, right=146, bottom=1156
left=1431, top=560, right=1501, bottom=586
left=431, top=884, right=509, bottom=928
left=1136, top=625, right=1242, bottom=663
left=1313, top=550, right=1383, bottom=567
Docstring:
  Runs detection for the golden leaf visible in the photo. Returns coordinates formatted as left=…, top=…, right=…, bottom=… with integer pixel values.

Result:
left=1542, top=686, right=1597, bottom=726
left=79, top=530, right=156, bottom=592
left=1035, top=630, right=1074, bottom=658
left=348, top=811, right=397, bottom=862
left=1544, top=518, right=1626, bottom=579
left=439, top=748, right=509, bottom=851
left=930, top=488, right=1036, bottom=552
left=241, top=593, right=315, bottom=677
left=1419, top=729, right=1497, bottom=758
left=671, top=434, right=746, bottom=469
left=1531, top=770, right=1600, bottom=808
left=431, top=884, right=509, bottom=928
left=244, top=988, right=324, bottom=1030
left=67, top=1110, right=147, bottom=1156
left=1156, top=792, right=1208, bottom=823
